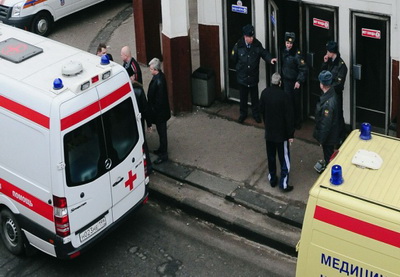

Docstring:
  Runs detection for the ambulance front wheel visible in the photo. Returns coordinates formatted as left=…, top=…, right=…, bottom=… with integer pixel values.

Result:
left=31, top=11, right=53, bottom=37
left=0, top=209, right=24, bottom=256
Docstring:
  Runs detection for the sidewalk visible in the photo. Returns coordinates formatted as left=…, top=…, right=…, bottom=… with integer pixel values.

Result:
left=102, top=2, right=323, bottom=256
left=145, top=101, right=323, bottom=256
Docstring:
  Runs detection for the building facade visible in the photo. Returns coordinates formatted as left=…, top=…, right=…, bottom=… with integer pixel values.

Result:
left=135, top=0, right=400, bottom=136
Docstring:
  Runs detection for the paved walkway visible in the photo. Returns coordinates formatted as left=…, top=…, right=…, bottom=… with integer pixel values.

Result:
left=91, top=1, right=324, bottom=256
left=145, top=101, right=322, bottom=255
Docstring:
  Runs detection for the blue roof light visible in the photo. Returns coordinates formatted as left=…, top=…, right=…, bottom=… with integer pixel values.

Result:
left=100, top=54, right=110, bottom=65
left=360, top=122, right=372, bottom=140
left=330, top=164, right=344, bottom=185
left=53, top=78, right=64, bottom=90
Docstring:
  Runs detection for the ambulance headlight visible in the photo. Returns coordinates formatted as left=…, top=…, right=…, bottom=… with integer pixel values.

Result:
left=53, top=78, right=64, bottom=90
left=100, top=55, right=110, bottom=65
left=80, top=81, right=90, bottom=91
left=11, top=2, right=24, bottom=17
left=330, top=164, right=344, bottom=185
left=102, top=70, right=111, bottom=80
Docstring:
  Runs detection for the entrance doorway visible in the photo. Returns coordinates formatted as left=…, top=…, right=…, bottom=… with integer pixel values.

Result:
left=351, top=13, right=390, bottom=134
left=225, top=0, right=253, bottom=100
left=304, top=5, right=337, bottom=118
left=267, top=0, right=301, bottom=75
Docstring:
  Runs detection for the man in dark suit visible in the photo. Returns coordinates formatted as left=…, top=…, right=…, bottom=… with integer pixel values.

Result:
left=147, top=58, right=171, bottom=164
left=260, top=73, right=295, bottom=192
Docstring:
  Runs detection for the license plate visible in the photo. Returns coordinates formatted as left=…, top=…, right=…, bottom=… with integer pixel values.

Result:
left=79, top=217, right=107, bottom=242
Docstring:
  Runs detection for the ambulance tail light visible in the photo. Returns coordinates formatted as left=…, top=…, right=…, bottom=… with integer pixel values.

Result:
left=53, top=196, right=71, bottom=237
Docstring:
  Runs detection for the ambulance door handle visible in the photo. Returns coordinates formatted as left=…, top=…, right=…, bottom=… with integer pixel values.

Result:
left=113, top=177, right=124, bottom=187
left=105, top=158, right=112, bottom=170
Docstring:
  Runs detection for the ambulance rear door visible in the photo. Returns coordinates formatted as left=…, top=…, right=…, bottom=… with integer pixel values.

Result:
left=95, top=71, right=145, bottom=221
left=60, top=82, right=112, bottom=249
left=60, top=71, right=144, bottom=248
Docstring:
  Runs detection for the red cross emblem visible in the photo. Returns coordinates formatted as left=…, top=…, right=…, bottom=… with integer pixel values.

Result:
left=125, top=170, right=137, bottom=190
left=1, top=43, right=28, bottom=56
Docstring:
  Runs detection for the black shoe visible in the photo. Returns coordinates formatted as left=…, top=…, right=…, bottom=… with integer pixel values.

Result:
left=238, top=115, right=246, bottom=124
left=314, top=160, right=326, bottom=174
left=154, top=157, right=168, bottom=164
left=254, top=117, right=262, bottom=123
left=270, top=180, right=277, bottom=187
left=280, top=185, right=293, bottom=192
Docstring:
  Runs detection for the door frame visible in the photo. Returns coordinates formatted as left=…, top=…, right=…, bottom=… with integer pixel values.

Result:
left=304, top=4, right=338, bottom=118
left=267, top=0, right=279, bottom=75
left=224, top=0, right=255, bottom=101
left=350, top=12, right=391, bottom=134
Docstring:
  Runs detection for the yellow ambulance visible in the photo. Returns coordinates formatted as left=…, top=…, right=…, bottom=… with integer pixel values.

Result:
left=296, top=129, right=400, bottom=277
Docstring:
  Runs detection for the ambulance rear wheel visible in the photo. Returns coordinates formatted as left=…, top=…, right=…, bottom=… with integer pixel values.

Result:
left=31, top=12, right=53, bottom=36
left=0, top=209, right=24, bottom=255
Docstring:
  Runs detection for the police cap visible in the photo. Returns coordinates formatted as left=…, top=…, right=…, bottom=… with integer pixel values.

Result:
left=242, top=24, right=255, bottom=37
left=318, top=70, right=333, bottom=86
left=326, top=41, right=338, bottom=53
left=285, top=32, right=295, bottom=43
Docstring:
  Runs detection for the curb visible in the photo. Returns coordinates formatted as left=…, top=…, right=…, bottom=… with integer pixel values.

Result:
left=148, top=172, right=301, bottom=257
left=151, top=155, right=306, bottom=229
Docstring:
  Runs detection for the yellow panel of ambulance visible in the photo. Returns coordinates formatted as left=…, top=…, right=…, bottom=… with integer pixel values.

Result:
left=296, top=129, right=400, bottom=277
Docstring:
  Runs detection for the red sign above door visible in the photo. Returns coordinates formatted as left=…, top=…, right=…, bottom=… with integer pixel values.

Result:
left=361, top=28, right=381, bottom=39
left=313, top=18, right=329, bottom=29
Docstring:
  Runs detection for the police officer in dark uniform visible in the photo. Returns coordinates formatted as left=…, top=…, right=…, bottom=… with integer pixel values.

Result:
left=281, top=32, right=307, bottom=129
left=321, top=41, right=348, bottom=142
left=313, top=70, right=341, bottom=172
left=231, top=24, right=277, bottom=124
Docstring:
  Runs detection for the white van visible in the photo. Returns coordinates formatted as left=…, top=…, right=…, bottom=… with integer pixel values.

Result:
left=0, top=23, right=149, bottom=259
left=0, top=0, right=106, bottom=36
left=296, top=129, right=400, bottom=276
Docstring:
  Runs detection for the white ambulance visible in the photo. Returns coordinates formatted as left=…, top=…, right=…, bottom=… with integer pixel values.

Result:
left=0, top=23, right=149, bottom=259
left=0, top=0, right=106, bottom=36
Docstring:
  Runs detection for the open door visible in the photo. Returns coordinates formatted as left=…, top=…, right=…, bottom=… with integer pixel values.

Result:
left=305, top=5, right=337, bottom=117
left=225, top=0, right=253, bottom=101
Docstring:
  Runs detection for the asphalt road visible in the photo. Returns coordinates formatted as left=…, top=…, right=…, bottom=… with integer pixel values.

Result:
left=0, top=198, right=296, bottom=276
left=48, top=0, right=132, bottom=55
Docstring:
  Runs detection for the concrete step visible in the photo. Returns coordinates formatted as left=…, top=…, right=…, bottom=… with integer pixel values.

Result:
left=148, top=172, right=301, bottom=257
